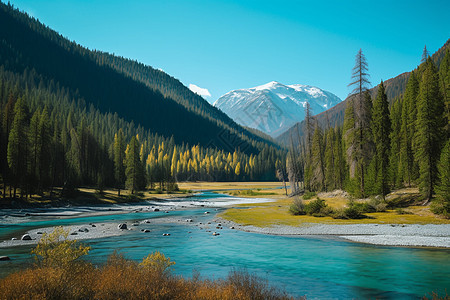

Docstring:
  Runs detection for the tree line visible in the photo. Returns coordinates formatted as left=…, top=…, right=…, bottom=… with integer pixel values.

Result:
left=285, top=48, right=449, bottom=210
left=0, top=66, right=286, bottom=200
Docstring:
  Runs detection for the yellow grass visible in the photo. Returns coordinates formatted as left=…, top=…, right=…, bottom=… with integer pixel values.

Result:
left=220, top=188, right=450, bottom=227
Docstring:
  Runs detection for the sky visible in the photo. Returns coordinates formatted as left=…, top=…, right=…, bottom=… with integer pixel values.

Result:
left=7, top=0, right=450, bottom=103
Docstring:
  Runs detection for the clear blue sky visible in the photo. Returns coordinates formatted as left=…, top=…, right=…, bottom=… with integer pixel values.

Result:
left=8, top=0, right=450, bottom=103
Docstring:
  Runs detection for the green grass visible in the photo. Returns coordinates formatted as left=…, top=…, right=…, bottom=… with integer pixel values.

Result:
left=219, top=189, right=450, bottom=227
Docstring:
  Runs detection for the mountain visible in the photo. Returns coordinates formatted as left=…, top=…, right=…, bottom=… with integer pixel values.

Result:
left=214, top=81, right=342, bottom=137
left=0, top=2, right=278, bottom=155
left=277, top=39, right=450, bottom=146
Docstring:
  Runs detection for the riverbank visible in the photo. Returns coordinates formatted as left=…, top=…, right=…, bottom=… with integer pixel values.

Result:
left=216, top=187, right=450, bottom=248
left=216, top=217, right=450, bottom=248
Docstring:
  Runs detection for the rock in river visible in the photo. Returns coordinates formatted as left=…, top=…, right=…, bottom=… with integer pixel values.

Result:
left=118, top=223, right=127, bottom=230
left=21, top=234, right=32, bottom=240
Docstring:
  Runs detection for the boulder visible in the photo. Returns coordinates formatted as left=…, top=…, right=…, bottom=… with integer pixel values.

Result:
left=212, top=232, right=220, bottom=236
left=11, top=238, right=17, bottom=241
left=70, top=232, right=78, bottom=235
left=186, top=219, right=193, bottom=222
left=230, top=226, right=235, bottom=229
left=118, top=223, right=127, bottom=230
left=36, top=232, right=43, bottom=235
left=142, top=229, right=150, bottom=233
left=153, top=208, right=160, bottom=212
left=21, top=234, right=32, bottom=240
left=204, top=211, right=210, bottom=214
left=0, top=256, right=10, bottom=261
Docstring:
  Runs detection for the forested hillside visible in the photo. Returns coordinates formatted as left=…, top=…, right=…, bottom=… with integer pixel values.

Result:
left=0, top=2, right=287, bottom=200
left=277, top=39, right=450, bottom=146
left=0, top=2, right=276, bottom=155
left=283, top=48, right=449, bottom=211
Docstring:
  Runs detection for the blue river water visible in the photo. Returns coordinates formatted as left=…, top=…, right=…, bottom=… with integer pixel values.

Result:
left=0, top=192, right=449, bottom=299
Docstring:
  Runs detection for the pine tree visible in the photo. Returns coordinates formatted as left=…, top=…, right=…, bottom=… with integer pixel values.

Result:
left=415, top=59, right=445, bottom=201
left=347, top=49, right=372, bottom=197
left=114, top=129, right=126, bottom=196
left=303, top=102, right=314, bottom=191
left=7, top=97, right=29, bottom=198
left=125, top=136, right=145, bottom=194
left=310, top=123, right=325, bottom=191
left=421, top=45, right=430, bottom=63
left=399, top=72, right=419, bottom=186
left=389, top=98, right=402, bottom=188
left=435, top=139, right=449, bottom=202
left=371, top=81, right=391, bottom=198
left=439, top=50, right=450, bottom=135
left=324, top=127, right=336, bottom=191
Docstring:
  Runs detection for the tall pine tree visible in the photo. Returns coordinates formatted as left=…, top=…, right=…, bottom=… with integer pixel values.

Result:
left=414, top=59, right=445, bottom=201
left=371, top=81, right=391, bottom=198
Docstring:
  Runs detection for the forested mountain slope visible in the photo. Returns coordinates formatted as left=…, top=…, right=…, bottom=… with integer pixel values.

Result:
left=0, top=2, right=274, bottom=155
left=277, top=39, right=450, bottom=146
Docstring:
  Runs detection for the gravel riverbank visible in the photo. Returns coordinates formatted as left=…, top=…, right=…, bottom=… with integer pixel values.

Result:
left=216, top=218, right=450, bottom=248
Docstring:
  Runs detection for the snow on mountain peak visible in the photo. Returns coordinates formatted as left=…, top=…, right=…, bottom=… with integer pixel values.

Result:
left=214, top=81, right=342, bottom=137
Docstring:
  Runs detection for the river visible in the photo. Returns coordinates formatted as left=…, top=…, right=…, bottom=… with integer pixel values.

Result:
left=0, top=192, right=449, bottom=299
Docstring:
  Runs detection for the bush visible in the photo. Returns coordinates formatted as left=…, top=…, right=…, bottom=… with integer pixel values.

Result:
left=32, top=226, right=90, bottom=268
left=0, top=251, right=294, bottom=300
left=140, top=251, right=175, bottom=276
left=302, top=191, right=316, bottom=200
left=289, top=197, right=306, bottom=215
left=351, top=202, right=375, bottom=213
left=368, top=197, right=387, bottom=212
left=332, top=201, right=366, bottom=219
left=304, top=198, right=327, bottom=215
left=430, top=199, right=450, bottom=218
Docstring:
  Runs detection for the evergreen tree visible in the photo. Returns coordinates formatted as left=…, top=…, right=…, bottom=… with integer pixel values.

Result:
left=347, top=49, right=372, bottom=197
left=439, top=50, right=450, bottom=135
left=7, top=97, right=29, bottom=198
left=421, top=45, right=430, bottom=63
left=125, top=136, right=145, bottom=194
left=310, top=123, right=325, bottom=191
left=371, top=81, right=391, bottom=198
left=114, top=129, right=126, bottom=196
left=389, top=98, right=402, bottom=188
left=399, top=72, right=419, bottom=186
left=414, top=59, right=445, bottom=201
left=333, top=127, right=346, bottom=190
left=324, top=127, right=336, bottom=191
left=435, top=139, right=449, bottom=202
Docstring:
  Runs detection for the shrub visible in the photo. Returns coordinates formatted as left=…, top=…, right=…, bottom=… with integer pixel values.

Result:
left=369, top=197, right=387, bottom=212
left=140, top=251, right=175, bottom=275
left=289, top=197, right=306, bottom=215
left=31, top=226, right=90, bottom=268
left=430, top=199, right=450, bottom=218
left=343, top=206, right=365, bottom=219
left=304, top=198, right=327, bottom=215
left=0, top=251, right=294, bottom=300
left=351, top=202, right=375, bottom=213
left=332, top=202, right=366, bottom=219
left=302, top=191, right=316, bottom=200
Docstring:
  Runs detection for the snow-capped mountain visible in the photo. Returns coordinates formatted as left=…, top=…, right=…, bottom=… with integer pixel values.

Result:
left=213, top=81, right=342, bottom=137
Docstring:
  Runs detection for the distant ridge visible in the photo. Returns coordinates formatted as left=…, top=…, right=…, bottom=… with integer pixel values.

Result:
left=0, top=2, right=278, bottom=154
